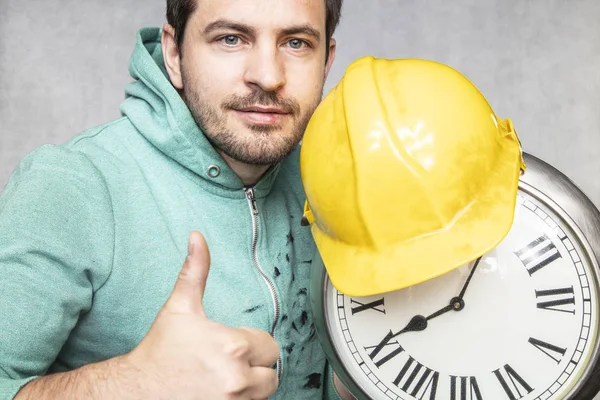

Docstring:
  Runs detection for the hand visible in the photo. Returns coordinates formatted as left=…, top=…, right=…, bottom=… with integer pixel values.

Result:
left=334, top=372, right=357, bottom=400
left=126, top=231, right=280, bottom=400
left=391, top=256, right=483, bottom=337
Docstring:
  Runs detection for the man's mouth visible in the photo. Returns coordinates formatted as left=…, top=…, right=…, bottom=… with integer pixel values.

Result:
left=237, top=105, right=290, bottom=114
left=234, top=105, right=291, bottom=125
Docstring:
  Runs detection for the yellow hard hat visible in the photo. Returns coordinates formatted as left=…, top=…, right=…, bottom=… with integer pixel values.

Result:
left=300, top=56, right=526, bottom=297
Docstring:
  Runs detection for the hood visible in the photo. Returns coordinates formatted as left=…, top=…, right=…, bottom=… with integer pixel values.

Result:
left=119, top=27, right=281, bottom=199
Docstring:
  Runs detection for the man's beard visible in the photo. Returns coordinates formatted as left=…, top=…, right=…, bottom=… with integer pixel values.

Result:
left=182, top=73, right=322, bottom=166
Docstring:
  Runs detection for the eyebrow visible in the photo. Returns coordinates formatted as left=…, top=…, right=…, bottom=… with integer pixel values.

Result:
left=203, top=19, right=256, bottom=37
left=282, top=24, right=321, bottom=41
left=203, top=19, right=321, bottom=41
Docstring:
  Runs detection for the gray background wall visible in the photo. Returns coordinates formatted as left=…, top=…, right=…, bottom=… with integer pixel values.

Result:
left=1, top=0, right=600, bottom=398
left=1, top=0, right=599, bottom=208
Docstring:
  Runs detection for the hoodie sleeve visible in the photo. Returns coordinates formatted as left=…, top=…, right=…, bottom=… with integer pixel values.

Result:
left=0, top=145, right=114, bottom=400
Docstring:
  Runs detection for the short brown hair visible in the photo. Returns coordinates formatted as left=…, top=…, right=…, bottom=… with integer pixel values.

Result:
left=166, top=0, right=343, bottom=58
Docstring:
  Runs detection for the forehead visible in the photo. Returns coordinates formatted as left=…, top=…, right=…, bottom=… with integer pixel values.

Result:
left=193, top=0, right=326, bottom=30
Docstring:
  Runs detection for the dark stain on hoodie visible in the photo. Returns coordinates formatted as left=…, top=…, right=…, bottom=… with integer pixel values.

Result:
left=299, top=310, right=308, bottom=326
left=286, top=230, right=294, bottom=245
left=303, top=373, right=322, bottom=389
left=244, top=305, right=262, bottom=313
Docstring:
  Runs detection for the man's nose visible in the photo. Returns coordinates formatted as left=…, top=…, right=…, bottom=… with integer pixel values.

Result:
left=243, top=43, right=286, bottom=93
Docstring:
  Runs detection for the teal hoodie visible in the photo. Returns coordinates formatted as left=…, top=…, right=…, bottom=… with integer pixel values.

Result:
left=0, top=27, right=341, bottom=400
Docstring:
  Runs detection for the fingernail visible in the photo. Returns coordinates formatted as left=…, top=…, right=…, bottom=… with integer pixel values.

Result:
left=188, top=236, right=194, bottom=256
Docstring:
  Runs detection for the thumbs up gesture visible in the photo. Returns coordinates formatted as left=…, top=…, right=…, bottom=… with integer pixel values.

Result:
left=126, top=231, right=280, bottom=399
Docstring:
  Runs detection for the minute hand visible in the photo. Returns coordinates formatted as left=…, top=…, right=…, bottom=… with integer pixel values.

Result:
left=457, top=256, right=483, bottom=300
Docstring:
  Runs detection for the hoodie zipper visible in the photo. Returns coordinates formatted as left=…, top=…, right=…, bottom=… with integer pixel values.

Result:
left=244, top=187, right=282, bottom=381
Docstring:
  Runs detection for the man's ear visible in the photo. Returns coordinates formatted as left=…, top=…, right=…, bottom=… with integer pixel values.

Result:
left=324, top=38, right=337, bottom=80
left=161, top=23, right=183, bottom=89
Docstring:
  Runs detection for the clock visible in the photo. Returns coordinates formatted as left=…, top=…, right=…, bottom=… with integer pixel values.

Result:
left=310, top=152, right=600, bottom=400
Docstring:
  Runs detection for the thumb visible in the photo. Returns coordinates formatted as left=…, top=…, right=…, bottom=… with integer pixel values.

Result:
left=165, top=230, right=211, bottom=316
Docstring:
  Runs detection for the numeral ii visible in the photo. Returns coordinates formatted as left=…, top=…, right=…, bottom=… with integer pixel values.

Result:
left=515, top=234, right=561, bottom=276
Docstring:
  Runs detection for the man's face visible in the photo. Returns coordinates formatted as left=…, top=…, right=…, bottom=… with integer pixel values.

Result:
left=166, top=0, right=336, bottom=166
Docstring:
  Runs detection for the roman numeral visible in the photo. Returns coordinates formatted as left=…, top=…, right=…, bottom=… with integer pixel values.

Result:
left=536, top=286, right=575, bottom=314
left=492, top=364, right=534, bottom=400
left=351, top=298, right=385, bottom=315
left=514, top=234, right=561, bottom=275
left=393, top=356, right=439, bottom=400
left=528, top=337, right=567, bottom=364
left=364, top=330, right=405, bottom=367
left=450, top=376, right=483, bottom=400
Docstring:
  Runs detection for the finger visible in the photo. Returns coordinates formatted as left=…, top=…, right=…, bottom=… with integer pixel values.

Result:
left=165, top=231, right=211, bottom=316
left=242, top=366, right=279, bottom=400
left=238, top=327, right=280, bottom=367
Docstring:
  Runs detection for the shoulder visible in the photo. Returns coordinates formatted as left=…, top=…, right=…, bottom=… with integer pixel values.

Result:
left=0, top=128, right=117, bottom=233
left=4, top=143, right=107, bottom=194
left=0, top=140, right=115, bottom=229
left=0, top=141, right=116, bottom=289
left=6, top=115, right=153, bottom=196
left=6, top=116, right=133, bottom=183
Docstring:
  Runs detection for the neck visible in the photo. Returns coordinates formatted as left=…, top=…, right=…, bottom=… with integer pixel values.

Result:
left=217, top=151, right=271, bottom=186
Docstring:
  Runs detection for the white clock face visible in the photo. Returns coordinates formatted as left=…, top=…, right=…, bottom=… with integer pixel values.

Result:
left=325, top=191, right=600, bottom=400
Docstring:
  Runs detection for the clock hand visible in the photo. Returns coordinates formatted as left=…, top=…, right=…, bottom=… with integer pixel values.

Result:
left=457, top=256, right=483, bottom=300
left=392, top=302, right=455, bottom=337
left=390, top=256, right=484, bottom=338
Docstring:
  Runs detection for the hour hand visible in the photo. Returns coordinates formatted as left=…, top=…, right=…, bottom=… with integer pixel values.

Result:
left=425, top=303, right=456, bottom=320
left=394, top=302, right=456, bottom=337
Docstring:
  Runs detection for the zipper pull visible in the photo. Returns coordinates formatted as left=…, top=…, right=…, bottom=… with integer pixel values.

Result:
left=245, top=188, right=259, bottom=216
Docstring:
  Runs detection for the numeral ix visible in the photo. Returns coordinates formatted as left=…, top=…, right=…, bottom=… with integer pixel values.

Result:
left=351, top=298, right=385, bottom=315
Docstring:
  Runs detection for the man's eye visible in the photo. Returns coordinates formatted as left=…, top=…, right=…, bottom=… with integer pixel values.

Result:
left=222, top=35, right=240, bottom=46
left=288, top=39, right=307, bottom=49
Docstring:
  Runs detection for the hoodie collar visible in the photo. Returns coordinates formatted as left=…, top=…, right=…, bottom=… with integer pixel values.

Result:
left=119, top=27, right=281, bottom=199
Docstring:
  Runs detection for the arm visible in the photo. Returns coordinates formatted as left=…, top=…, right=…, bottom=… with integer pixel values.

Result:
left=14, top=356, right=141, bottom=400
left=0, top=146, right=114, bottom=399
left=1, top=148, right=279, bottom=400
left=16, top=229, right=281, bottom=400
left=323, top=362, right=356, bottom=400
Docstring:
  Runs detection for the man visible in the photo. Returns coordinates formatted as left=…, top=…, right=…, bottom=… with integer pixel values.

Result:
left=0, top=0, right=353, bottom=398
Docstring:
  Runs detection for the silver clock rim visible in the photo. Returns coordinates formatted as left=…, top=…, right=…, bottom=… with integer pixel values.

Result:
left=309, top=152, right=600, bottom=400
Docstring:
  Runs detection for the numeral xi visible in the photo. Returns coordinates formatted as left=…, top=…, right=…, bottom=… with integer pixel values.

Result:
left=364, top=330, right=404, bottom=368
